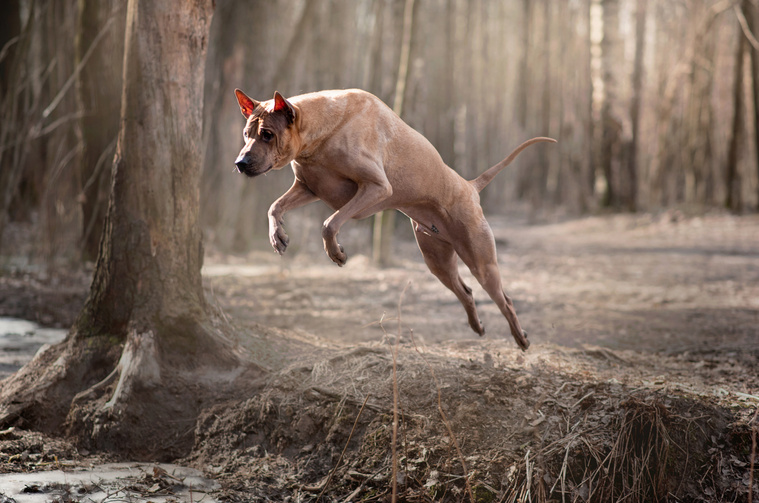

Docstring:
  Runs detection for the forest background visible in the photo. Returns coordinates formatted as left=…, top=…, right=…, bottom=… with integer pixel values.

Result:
left=0, top=0, right=758, bottom=264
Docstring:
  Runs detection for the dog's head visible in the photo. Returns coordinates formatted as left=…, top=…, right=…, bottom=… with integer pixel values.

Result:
left=234, top=89, right=299, bottom=177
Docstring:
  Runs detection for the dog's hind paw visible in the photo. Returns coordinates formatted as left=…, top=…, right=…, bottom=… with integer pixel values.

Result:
left=518, top=330, right=530, bottom=351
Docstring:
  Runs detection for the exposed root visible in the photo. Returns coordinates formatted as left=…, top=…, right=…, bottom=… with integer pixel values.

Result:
left=104, top=329, right=161, bottom=411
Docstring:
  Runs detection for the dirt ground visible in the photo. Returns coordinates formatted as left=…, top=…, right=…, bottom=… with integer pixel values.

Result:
left=1, top=211, right=758, bottom=501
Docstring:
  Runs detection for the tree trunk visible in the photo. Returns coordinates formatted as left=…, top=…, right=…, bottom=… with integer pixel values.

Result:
left=746, top=0, right=759, bottom=210
left=684, top=1, right=716, bottom=206
left=536, top=0, right=552, bottom=207
left=726, top=18, right=746, bottom=212
left=75, top=0, right=126, bottom=261
left=516, top=0, right=531, bottom=130
left=0, top=1, right=35, bottom=244
left=372, top=0, right=415, bottom=267
left=0, top=0, right=20, bottom=99
left=627, top=0, right=647, bottom=212
left=0, top=0, right=257, bottom=459
left=599, top=0, right=623, bottom=209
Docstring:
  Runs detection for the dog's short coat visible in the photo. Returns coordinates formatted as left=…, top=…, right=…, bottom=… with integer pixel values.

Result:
left=234, top=88, right=555, bottom=350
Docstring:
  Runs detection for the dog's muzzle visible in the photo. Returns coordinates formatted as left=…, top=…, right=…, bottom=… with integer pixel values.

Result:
left=235, top=153, right=252, bottom=174
left=234, top=153, right=272, bottom=177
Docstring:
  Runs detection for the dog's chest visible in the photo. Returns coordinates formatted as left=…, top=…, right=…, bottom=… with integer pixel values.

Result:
left=291, top=161, right=358, bottom=212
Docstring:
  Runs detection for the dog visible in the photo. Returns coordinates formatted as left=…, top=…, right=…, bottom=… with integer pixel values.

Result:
left=234, top=88, right=555, bottom=350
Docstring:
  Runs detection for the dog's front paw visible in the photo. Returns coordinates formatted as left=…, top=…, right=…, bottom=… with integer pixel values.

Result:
left=270, top=224, right=289, bottom=255
left=325, top=241, right=347, bottom=267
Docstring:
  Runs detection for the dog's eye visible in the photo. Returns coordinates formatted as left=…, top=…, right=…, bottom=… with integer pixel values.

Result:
left=260, top=129, right=274, bottom=142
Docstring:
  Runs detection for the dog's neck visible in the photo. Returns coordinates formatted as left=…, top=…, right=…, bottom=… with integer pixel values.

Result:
left=289, top=93, right=347, bottom=161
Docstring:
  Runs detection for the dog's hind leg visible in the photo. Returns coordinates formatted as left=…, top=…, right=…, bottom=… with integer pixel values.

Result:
left=413, top=223, right=484, bottom=335
left=455, top=223, right=530, bottom=350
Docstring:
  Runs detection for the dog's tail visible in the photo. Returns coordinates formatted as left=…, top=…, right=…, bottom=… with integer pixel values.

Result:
left=470, top=137, right=557, bottom=193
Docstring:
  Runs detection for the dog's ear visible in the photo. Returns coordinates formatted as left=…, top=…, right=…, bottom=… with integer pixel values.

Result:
left=235, top=89, right=259, bottom=119
left=272, top=91, right=296, bottom=124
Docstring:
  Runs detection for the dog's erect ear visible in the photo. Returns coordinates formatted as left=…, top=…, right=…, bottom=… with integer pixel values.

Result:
left=235, top=88, right=259, bottom=119
left=272, top=91, right=296, bottom=124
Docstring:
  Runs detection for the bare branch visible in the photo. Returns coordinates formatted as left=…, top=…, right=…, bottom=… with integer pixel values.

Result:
left=735, top=3, right=759, bottom=51
left=41, top=13, right=116, bottom=119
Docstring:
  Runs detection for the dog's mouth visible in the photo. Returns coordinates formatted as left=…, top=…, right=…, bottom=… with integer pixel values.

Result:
left=237, top=164, right=273, bottom=178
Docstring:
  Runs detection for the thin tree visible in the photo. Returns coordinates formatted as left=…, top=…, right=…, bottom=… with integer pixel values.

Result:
left=740, top=0, right=759, bottom=209
left=75, top=0, right=126, bottom=261
left=0, top=0, right=257, bottom=458
left=627, top=0, right=647, bottom=212
left=726, top=12, right=746, bottom=212
left=372, top=0, right=416, bottom=267
left=599, top=0, right=623, bottom=209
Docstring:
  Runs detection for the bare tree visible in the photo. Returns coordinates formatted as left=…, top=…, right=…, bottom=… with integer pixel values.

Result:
left=0, top=0, right=257, bottom=457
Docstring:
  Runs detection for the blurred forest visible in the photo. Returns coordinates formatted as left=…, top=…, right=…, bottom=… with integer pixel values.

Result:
left=1, top=0, right=758, bottom=265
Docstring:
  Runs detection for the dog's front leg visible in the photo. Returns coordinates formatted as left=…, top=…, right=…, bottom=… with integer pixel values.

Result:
left=268, top=178, right=319, bottom=255
left=322, top=178, right=392, bottom=266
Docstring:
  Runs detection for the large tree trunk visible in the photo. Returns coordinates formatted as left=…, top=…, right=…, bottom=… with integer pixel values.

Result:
left=0, top=0, right=257, bottom=459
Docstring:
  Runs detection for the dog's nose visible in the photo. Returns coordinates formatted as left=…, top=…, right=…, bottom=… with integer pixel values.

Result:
left=235, top=153, right=251, bottom=173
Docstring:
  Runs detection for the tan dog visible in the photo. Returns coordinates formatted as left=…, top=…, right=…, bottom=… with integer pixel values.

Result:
left=234, top=88, right=555, bottom=350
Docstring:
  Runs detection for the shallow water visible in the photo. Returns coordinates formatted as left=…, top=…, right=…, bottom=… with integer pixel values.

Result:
left=0, top=462, right=219, bottom=502
left=0, top=317, right=67, bottom=380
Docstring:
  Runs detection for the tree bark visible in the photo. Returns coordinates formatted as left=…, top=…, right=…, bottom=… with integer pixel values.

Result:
left=0, top=0, right=257, bottom=459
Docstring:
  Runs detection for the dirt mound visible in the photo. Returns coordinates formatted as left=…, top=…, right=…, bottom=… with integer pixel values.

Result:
left=185, top=339, right=757, bottom=502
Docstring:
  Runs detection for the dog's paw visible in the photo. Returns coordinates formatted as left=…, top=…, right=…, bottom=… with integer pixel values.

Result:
left=469, top=319, right=485, bottom=336
left=326, top=242, right=347, bottom=267
left=270, top=225, right=289, bottom=255
left=517, top=330, right=530, bottom=351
